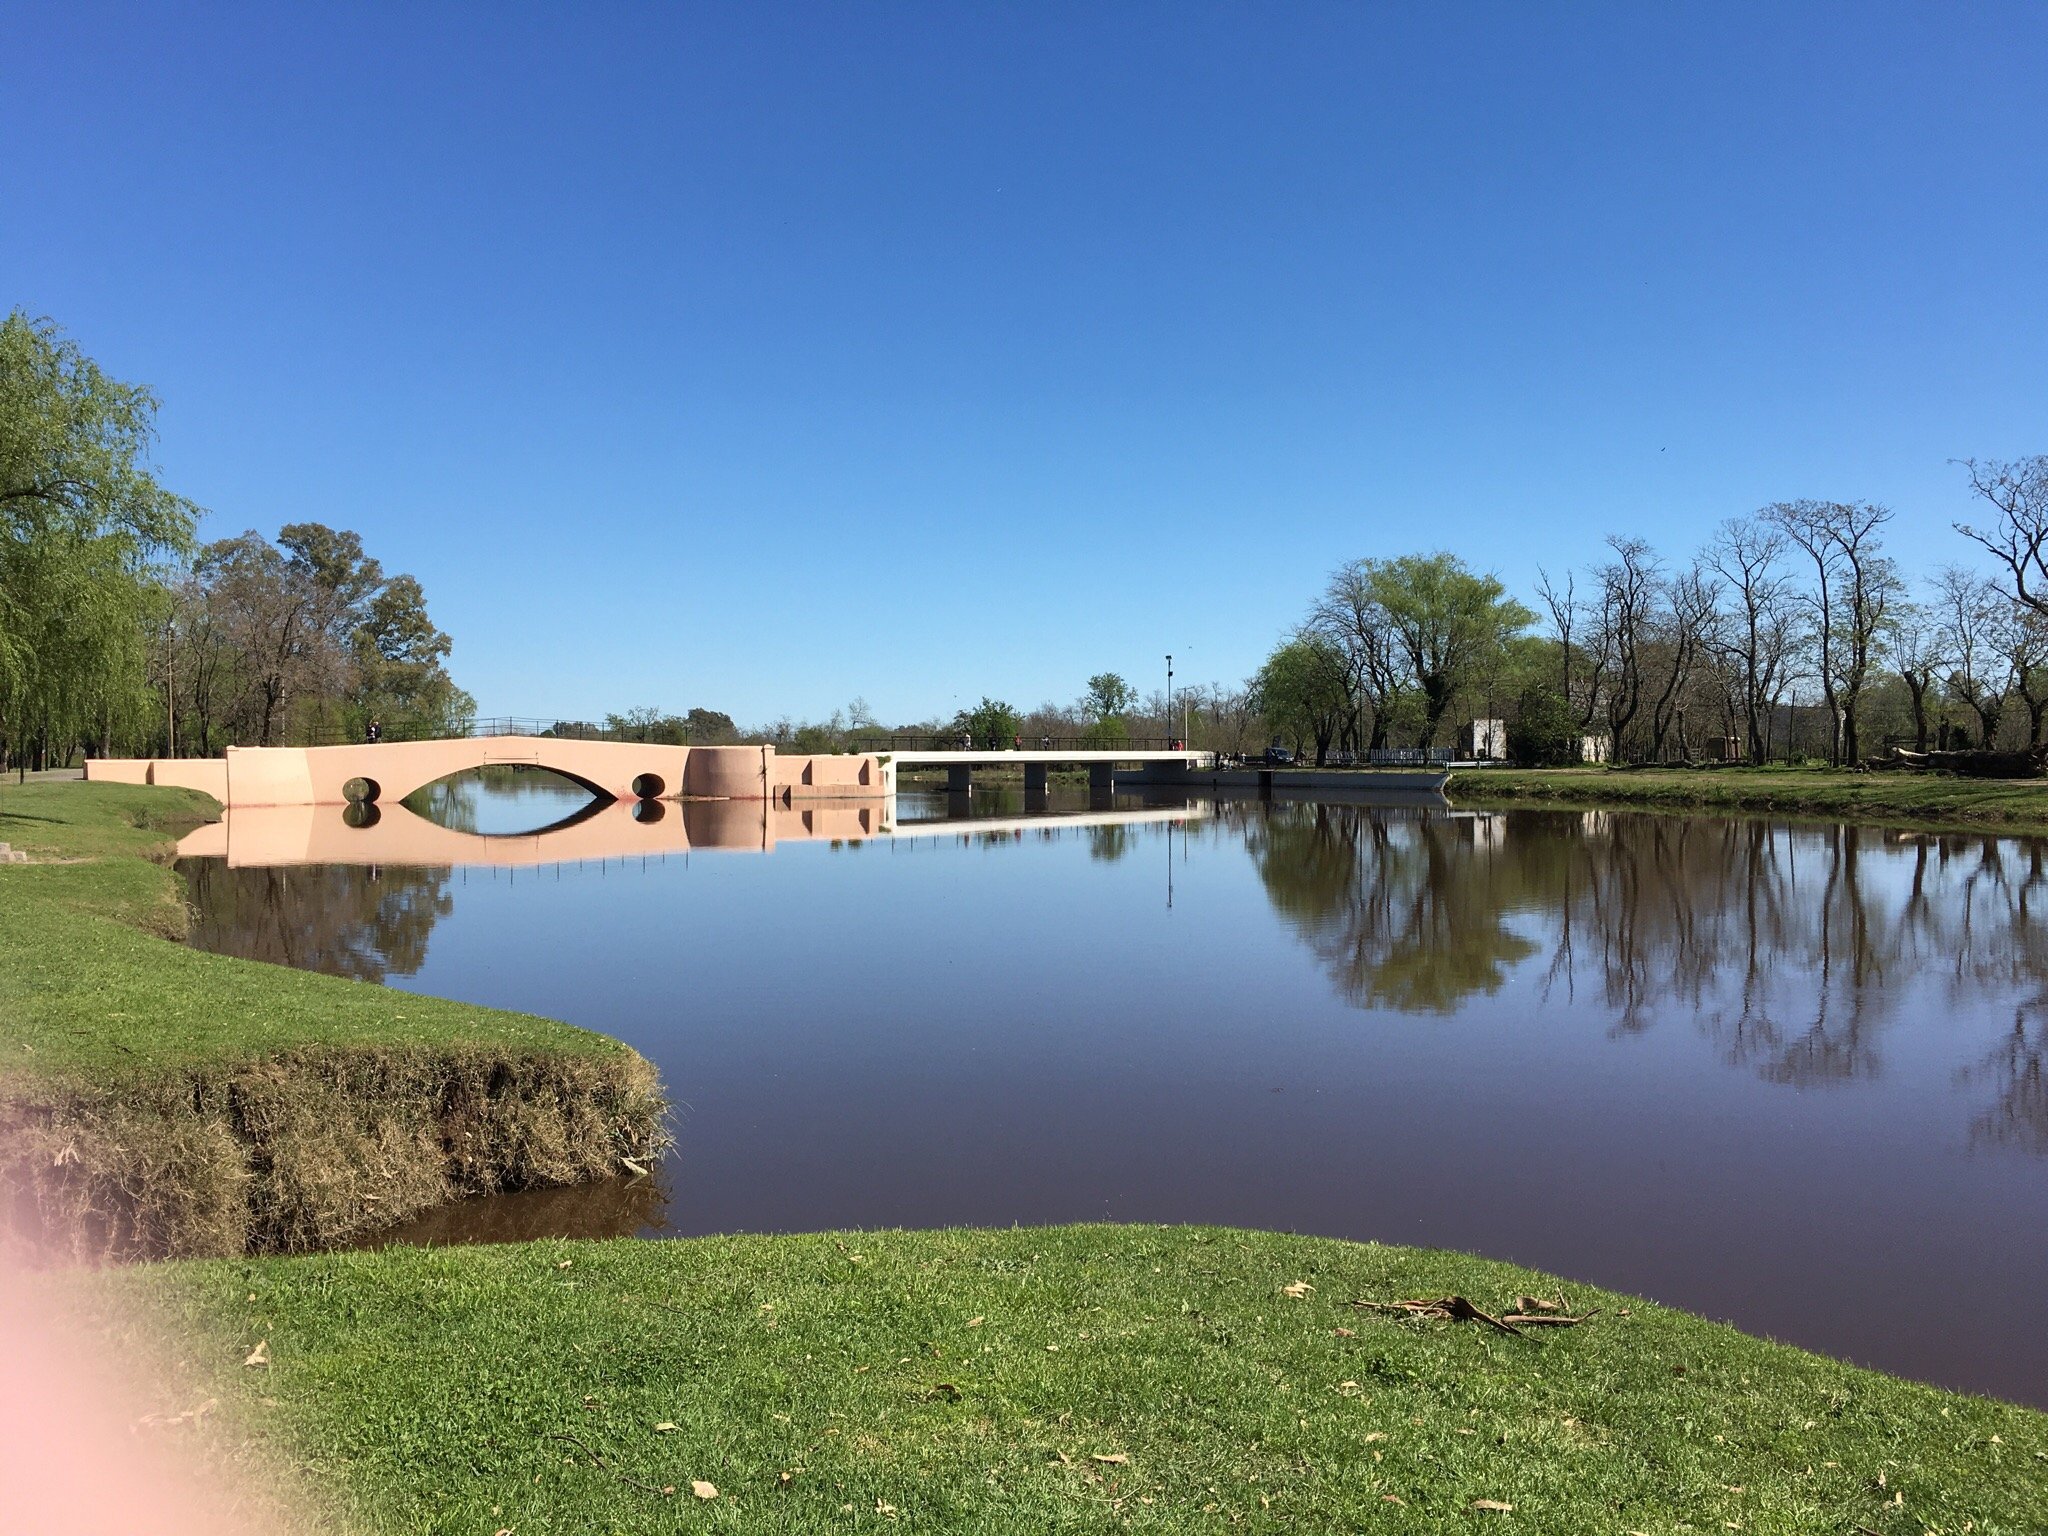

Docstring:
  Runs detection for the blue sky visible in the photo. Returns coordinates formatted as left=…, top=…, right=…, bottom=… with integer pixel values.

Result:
left=8, top=3, right=2045, bottom=724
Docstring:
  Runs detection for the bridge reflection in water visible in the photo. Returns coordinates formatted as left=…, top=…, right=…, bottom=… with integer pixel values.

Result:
left=175, top=794, right=1212, bottom=868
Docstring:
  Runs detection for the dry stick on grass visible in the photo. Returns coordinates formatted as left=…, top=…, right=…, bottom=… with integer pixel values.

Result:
left=1350, top=1296, right=1596, bottom=1336
left=547, top=1431, right=674, bottom=1497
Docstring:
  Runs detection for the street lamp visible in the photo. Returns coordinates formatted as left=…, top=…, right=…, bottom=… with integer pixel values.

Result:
left=1165, top=654, right=1173, bottom=748
left=164, top=618, right=177, bottom=759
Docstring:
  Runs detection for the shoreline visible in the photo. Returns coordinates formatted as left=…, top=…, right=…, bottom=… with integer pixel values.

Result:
left=0, top=781, right=665, bottom=1261
left=1448, top=764, right=2048, bottom=837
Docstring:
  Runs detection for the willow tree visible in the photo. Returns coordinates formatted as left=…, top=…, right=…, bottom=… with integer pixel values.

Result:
left=1359, top=553, right=1533, bottom=748
left=0, top=312, right=196, bottom=769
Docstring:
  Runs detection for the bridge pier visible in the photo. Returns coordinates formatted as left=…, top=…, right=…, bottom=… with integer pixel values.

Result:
left=1024, top=762, right=1049, bottom=794
left=947, top=763, right=973, bottom=794
left=1088, top=762, right=1114, bottom=793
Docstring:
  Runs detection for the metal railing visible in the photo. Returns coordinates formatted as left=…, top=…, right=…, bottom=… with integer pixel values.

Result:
left=297, top=716, right=718, bottom=748
left=852, top=733, right=1189, bottom=754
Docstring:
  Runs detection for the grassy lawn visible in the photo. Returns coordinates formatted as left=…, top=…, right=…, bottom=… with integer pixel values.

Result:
left=0, top=781, right=663, bottom=1257
left=110, top=1224, right=2045, bottom=1535
left=1448, top=764, right=2048, bottom=835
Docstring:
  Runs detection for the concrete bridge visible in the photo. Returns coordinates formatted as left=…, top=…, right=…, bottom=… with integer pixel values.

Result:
left=880, top=747, right=1214, bottom=794
left=87, top=736, right=881, bottom=809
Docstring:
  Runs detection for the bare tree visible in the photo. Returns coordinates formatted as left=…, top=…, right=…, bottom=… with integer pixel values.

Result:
left=1310, top=561, right=1404, bottom=751
left=1705, top=516, right=1792, bottom=758
left=1764, top=500, right=1894, bottom=764
left=1936, top=566, right=2013, bottom=747
left=1885, top=596, right=1950, bottom=751
left=1592, top=536, right=1659, bottom=755
left=2007, top=612, right=2048, bottom=746
left=1536, top=567, right=1579, bottom=711
left=1955, top=455, right=2048, bottom=619
left=1648, top=566, right=1722, bottom=760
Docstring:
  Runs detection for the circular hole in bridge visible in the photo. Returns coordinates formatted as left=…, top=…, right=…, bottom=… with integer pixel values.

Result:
left=631, top=772, right=666, bottom=800
left=342, top=776, right=381, bottom=804
left=341, top=801, right=382, bottom=829
left=631, top=798, right=667, bottom=824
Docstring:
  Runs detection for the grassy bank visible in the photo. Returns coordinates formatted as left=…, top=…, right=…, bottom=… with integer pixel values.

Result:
left=107, top=1224, right=2044, bottom=1534
left=0, top=781, right=664, bottom=1260
left=1448, top=764, right=2048, bottom=835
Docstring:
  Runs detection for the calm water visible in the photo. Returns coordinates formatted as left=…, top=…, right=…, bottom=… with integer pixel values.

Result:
left=180, top=776, right=2048, bottom=1406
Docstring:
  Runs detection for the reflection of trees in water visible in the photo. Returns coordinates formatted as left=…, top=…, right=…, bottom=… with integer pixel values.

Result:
left=1088, top=824, right=1134, bottom=862
left=180, top=859, right=452, bottom=982
left=1248, top=803, right=1538, bottom=1012
left=1245, top=803, right=2048, bottom=1136
left=403, top=766, right=598, bottom=834
left=1960, top=1017, right=2048, bottom=1154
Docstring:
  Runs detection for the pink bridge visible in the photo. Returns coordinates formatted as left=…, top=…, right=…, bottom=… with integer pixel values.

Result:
left=84, top=736, right=884, bottom=809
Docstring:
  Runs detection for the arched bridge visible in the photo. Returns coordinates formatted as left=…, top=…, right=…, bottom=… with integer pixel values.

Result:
left=86, top=736, right=882, bottom=809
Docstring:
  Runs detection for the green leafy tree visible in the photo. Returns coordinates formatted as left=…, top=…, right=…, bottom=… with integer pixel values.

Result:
left=1083, top=672, right=1137, bottom=721
left=1253, top=634, right=1351, bottom=765
left=1360, top=553, right=1535, bottom=748
left=1507, top=683, right=1579, bottom=766
left=685, top=707, right=738, bottom=743
left=955, top=696, right=1022, bottom=748
left=1, top=312, right=197, bottom=769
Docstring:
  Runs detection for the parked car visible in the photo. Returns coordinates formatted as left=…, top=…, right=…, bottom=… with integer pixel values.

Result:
left=1261, top=746, right=1295, bottom=766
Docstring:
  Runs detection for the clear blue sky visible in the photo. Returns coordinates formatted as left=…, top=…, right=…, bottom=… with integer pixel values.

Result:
left=8, top=3, right=2045, bottom=724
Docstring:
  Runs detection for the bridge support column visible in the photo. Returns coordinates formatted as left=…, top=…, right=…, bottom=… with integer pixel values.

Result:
left=1088, top=762, right=1114, bottom=793
left=1024, top=762, right=1049, bottom=793
left=948, top=764, right=973, bottom=794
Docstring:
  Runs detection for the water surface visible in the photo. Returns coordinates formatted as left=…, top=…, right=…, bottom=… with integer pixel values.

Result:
left=181, top=776, right=2048, bottom=1405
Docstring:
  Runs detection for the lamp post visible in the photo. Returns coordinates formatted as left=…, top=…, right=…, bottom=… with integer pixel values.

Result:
left=164, top=618, right=177, bottom=759
left=1165, top=654, right=1173, bottom=749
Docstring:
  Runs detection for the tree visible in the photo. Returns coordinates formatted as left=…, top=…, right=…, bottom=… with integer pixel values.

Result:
left=1885, top=598, right=1950, bottom=752
left=1955, top=455, right=2048, bottom=619
left=1, top=312, right=197, bottom=770
left=954, top=696, right=1021, bottom=748
left=1936, top=567, right=2013, bottom=747
left=1647, top=566, right=1721, bottom=760
left=1591, top=536, right=1658, bottom=756
left=684, top=707, right=738, bottom=743
left=1253, top=634, right=1351, bottom=764
left=1359, top=554, right=1533, bottom=748
left=1704, top=516, right=1794, bottom=758
left=1082, top=673, right=1137, bottom=722
left=1311, top=560, right=1408, bottom=751
left=1507, top=683, right=1579, bottom=766
left=189, top=523, right=466, bottom=746
left=1534, top=568, right=1580, bottom=719
left=1765, top=500, right=1894, bottom=764
left=353, top=574, right=471, bottom=732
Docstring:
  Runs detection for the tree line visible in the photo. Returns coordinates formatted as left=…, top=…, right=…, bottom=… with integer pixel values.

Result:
left=1253, top=463, right=2048, bottom=767
left=1, top=313, right=468, bottom=772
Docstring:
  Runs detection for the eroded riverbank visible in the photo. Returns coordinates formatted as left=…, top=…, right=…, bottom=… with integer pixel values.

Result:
left=0, top=781, right=664, bottom=1260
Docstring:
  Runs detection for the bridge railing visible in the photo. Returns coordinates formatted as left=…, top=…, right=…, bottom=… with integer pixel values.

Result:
left=297, top=717, right=726, bottom=748
left=852, top=733, right=1190, bottom=754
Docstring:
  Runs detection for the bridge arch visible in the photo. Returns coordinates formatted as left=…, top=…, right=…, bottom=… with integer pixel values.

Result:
left=226, top=736, right=700, bottom=810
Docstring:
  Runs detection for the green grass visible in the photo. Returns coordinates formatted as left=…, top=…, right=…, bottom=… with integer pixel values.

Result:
left=0, top=780, right=636, bottom=1087
left=0, top=781, right=664, bottom=1256
left=1448, top=764, right=2048, bottom=835
left=110, top=1224, right=2046, bottom=1534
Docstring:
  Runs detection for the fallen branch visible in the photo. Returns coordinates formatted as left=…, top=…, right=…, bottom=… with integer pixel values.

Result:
left=548, top=1431, right=674, bottom=1496
left=1349, top=1296, right=1527, bottom=1336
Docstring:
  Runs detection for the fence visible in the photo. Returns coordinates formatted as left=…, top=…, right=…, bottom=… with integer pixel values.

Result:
left=851, top=733, right=1188, bottom=753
